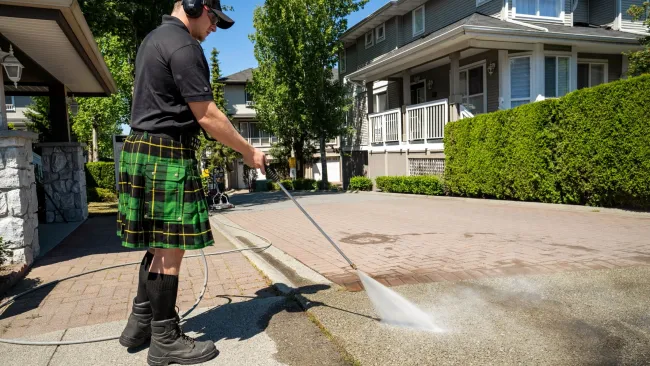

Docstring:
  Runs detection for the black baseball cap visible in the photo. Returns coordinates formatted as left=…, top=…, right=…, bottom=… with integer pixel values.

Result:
left=207, top=0, right=234, bottom=29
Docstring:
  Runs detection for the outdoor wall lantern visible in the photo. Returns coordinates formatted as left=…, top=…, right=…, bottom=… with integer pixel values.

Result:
left=68, top=95, right=79, bottom=116
left=0, top=45, right=24, bottom=87
left=487, top=62, right=496, bottom=76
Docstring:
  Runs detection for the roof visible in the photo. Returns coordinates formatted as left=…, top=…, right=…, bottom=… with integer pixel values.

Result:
left=219, top=68, right=254, bottom=84
left=0, top=0, right=117, bottom=96
left=220, top=67, right=341, bottom=85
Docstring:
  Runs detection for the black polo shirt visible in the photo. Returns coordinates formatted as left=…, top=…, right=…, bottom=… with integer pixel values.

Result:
left=129, top=15, right=213, bottom=135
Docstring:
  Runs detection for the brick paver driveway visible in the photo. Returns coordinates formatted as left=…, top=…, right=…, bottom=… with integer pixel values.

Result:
left=0, top=215, right=270, bottom=339
left=221, top=192, right=650, bottom=291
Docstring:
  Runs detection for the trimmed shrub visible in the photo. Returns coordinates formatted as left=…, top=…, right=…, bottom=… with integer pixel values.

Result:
left=444, top=74, right=650, bottom=209
left=348, top=176, right=373, bottom=191
left=87, top=187, right=117, bottom=203
left=279, top=179, right=294, bottom=190
left=376, top=176, right=445, bottom=196
left=85, top=162, right=116, bottom=192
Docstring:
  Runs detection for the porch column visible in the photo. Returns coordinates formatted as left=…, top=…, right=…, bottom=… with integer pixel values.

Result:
left=365, top=81, right=374, bottom=114
left=401, top=69, right=411, bottom=106
left=449, top=52, right=462, bottom=104
left=498, top=50, right=510, bottom=110
left=49, top=81, right=71, bottom=142
left=0, top=68, right=7, bottom=130
left=570, top=46, right=578, bottom=92
left=532, top=43, right=545, bottom=101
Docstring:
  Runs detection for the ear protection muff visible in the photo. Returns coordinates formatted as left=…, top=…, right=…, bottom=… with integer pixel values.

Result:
left=183, top=0, right=205, bottom=18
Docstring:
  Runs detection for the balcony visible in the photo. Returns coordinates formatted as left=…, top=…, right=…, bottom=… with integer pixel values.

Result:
left=5, top=104, right=15, bottom=112
left=368, top=99, right=449, bottom=149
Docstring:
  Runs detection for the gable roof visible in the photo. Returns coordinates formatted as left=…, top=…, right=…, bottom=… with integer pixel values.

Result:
left=219, top=67, right=341, bottom=85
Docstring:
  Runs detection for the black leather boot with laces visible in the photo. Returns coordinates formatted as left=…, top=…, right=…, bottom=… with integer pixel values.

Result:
left=147, top=314, right=218, bottom=366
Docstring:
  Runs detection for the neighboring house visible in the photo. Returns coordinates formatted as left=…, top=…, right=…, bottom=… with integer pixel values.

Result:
left=4, top=95, right=33, bottom=130
left=337, top=0, right=647, bottom=187
left=220, top=68, right=343, bottom=189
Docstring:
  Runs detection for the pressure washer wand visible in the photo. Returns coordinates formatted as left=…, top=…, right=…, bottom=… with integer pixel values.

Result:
left=265, top=166, right=358, bottom=270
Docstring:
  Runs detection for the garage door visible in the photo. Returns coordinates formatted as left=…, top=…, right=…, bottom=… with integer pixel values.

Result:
left=313, top=158, right=340, bottom=183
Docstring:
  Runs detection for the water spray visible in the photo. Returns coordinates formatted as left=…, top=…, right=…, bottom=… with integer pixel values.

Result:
left=265, top=166, right=442, bottom=332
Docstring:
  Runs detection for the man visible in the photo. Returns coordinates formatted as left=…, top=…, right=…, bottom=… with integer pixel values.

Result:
left=116, top=1, right=266, bottom=364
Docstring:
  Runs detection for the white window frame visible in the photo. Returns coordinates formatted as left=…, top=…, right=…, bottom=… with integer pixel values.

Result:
left=245, top=89, right=254, bottom=106
left=544, top=54, right=572, bottom=99
left=340, top=49, right=346, bottom=73
left=512, top=0, right=565, bottom=22
left=412, top=5, right=425, bottom=37
left=577, top=59, right=609, bottom=88
left=375, top=91, right=388, bottom=113
left=458, top=60, right=488, bottom=115
left=509, top=54, right=533, bottom=107
left=365, top=31, right=374, bottom=49
left=375, top=23, right=386, bottom=43
left=4, top=95, right=15, bottom=112
left=476, top=0, right=493, bottom=6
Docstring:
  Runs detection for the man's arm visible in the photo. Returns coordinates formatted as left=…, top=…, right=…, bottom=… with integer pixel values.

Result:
left=189, top=100, right=266, bottom=175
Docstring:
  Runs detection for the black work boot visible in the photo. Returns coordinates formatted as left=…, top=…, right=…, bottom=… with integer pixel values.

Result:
left=147, top=314, right=218, bottom=366
left=119, top=298, right=153, bottom=348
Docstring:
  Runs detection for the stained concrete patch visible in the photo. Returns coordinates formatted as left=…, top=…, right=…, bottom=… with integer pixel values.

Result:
left=0, top=329, right=65, bottom=366
left=303, top=267, right=650, bottom=366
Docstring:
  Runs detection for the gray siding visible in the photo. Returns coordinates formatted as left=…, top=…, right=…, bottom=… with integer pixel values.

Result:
left=574, top=0, right=589, bottom=23
left=401, top=0, right=478, bottom=47
left=340, top=42, right=358, bottom=78
left=622, top=0, right=649, bottom=33
left=477, top=0, right=504, bottom=17
left=387, top=81, right=401, bottom=109
left=578, top=53, right=624, bottom=82
left=344, top=88, right=369, bottom=148
left=354, top=17, right=399, bottom=71
left=590, top=0, right=616, bottom=25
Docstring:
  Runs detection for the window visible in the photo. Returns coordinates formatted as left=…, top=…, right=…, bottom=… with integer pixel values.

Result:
left=459, top=64, right=486, bottom=114
left=245, top=90, right=254, bottom=106
left=412, top=5, right=425, bottom=37
left=544, top=56, right=570, bottom=98
left=578, top=62, right=607, bottom=89
left=365, top=31, right=374, bottom=48
left=240, top=122, right=277, bottom=146
left=410, top=81, right=425, bottom=104
left=476, top=0, right=493, bottom=6
left=375, top=23, right=385, bottom=43
left=510, top=56, right=531, bottom=107
left=514, top=0, right=562, bottom=18
left=4, top=96, right=15, bottom=112
left=340, top=49, right=346, bottom=73
left=375, top=92, right=387, bottom=113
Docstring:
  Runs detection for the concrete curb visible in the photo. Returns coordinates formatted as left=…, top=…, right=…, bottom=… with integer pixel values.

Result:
left=354, top=190, right=650, bottom=217
left=209, top=214, right=335, bottom=297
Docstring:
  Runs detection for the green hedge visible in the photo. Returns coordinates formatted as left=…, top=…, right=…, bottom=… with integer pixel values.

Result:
left=348, top=176, right=373, bottom=191
left=376, top=176, right=445, bottom=196
left=270, top=179, right=334, bottom=191
left=85, top=162, right=116, bottom=192
left=444, top=74, right=650, bottom=209
left=87, top=187, right=117, bottom=203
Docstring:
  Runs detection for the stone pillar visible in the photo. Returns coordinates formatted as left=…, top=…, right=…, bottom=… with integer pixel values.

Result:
left=35, top=142, right=88, bottom=223
left=0, top=130, right=40, bottom=266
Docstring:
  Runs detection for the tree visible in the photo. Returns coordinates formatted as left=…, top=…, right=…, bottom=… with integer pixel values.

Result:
left=197, top=48, right=241, bottom=189
left=24, top=97, right=54, bottom=143
left=71, top=34, right=133, bottom=160
left=626, top=2, right=650, bottom=77
left=248, top=0, right=364, bottom=187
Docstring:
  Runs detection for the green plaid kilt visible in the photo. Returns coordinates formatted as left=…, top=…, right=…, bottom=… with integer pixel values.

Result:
left=116, top=131, right=214, bottom=250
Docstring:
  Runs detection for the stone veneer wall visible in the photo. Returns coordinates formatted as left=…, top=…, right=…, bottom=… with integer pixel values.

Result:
left=0, top=131, right=40, bottom=266
left=36, top=143, right=88, bottom=223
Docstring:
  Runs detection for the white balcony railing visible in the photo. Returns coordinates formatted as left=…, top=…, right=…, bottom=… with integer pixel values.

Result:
left=5, top=104, right=15, bottom=112
left=459, top=104, right=474, bottom=119
left=369, top=108, right=401, bottom=144
left=406, top=99, right=448, bottom=141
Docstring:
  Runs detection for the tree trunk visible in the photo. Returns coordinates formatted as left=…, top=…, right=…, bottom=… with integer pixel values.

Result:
left=319, top=135, right=327, bottom=190
left=294, top=140, right=305, bottom=179
left=92, top=122, right=99, bottom=162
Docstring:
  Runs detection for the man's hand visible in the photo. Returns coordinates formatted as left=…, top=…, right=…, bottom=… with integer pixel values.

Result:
left=244, top=148, right=267, bottom=176
left=189, top=100, right=267, bottom=175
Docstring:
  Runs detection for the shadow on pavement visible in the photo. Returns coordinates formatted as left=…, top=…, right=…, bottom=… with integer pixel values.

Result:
left=226, top=191, right=346, bottom=209
left=181, top=283, right=377, bottom=344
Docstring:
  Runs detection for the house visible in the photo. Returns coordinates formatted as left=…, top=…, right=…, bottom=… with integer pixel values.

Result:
left=337, top=0, right=647, bottom=188
left=219, top=68, right=343, bottom=189
left=4, top=95, right=32, bottom=129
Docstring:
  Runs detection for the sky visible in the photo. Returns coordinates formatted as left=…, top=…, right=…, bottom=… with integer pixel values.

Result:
left=123, top=0, right=387, bottom=134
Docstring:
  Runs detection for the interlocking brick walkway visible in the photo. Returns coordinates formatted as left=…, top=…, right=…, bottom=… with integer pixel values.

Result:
left=0, top=215, right=270, bottom=339
left=222, top=192, right=650, bottom=291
